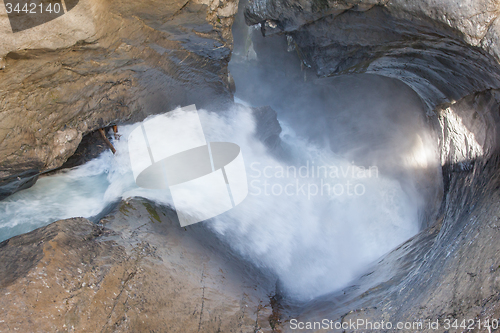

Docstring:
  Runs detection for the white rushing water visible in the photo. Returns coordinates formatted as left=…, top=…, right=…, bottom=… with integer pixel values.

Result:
left=0, top=104, right=420, bottom=300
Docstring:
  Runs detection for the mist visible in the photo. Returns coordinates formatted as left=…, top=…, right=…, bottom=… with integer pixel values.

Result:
left=212, top=5, right=442, bottom=299
left=0, top=7, right=441, bottom=302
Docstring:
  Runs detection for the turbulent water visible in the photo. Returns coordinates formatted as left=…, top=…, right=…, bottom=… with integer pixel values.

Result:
left=0, top=102, right=423, bottom=300
left=0, top=8, right=439, bottom=301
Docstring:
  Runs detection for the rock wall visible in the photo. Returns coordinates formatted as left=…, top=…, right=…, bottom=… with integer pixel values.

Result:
left=240, top=0, right=500, bottom=330
left=285, top=91, right=500, bottom=332
left=244, top=0, right=500, bottom=57
left=244, top=0, right=500, bottom=112
left=0, top=0, right=239, bottom=199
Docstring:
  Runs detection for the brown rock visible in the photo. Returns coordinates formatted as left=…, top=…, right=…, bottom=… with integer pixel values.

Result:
left=0, top=199, right=277, bottom=332
left=0, top=0, right=239, bottom=198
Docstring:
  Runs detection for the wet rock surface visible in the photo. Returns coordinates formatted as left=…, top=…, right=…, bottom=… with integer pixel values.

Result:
left=274, top=90, right=500, bottom=332
left=0, top=199, right=277, bottom=332
left=288, top=154, right=500, bottom=333
left=239, top=0, right=500, bottom=331
left=250, top=105, right=282, bottom=151
left=0, top=0, right=238, bottom=198
left=245, top=0, right=500, bottom=111
left=56, top=129, right=110, bottom=170
left=244, top=0, right=500, bottom=53
left=3, top=0, right=500, bottom=331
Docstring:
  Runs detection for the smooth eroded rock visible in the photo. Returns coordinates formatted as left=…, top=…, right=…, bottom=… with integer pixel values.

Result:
left=0, top=199, right=278, bottom=332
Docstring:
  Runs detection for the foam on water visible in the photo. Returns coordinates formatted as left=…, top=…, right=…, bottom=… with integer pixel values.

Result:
left=0, top=104, right=420, bottom=300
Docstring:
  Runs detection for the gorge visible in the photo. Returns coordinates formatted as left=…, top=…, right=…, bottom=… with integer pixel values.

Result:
left=1, top=0, right=500, bottom=332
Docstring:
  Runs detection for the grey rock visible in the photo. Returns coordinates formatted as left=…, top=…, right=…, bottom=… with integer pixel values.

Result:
left=279, top=89, right=500, bottom=332
left=244, top=0, right=500, bottom=112
left=251, top=105, right=283, bottom=151
left=239, top=0, right=500, bottom=330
